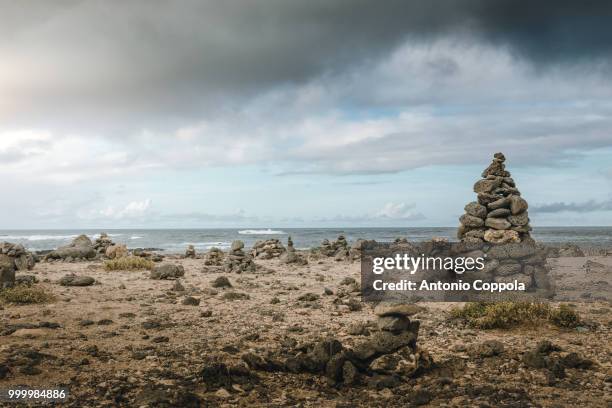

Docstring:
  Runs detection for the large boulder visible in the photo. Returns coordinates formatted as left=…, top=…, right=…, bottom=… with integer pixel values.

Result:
left=45, top=235, right=96, bottom=261
left=105, top=244, right=128, bottom=259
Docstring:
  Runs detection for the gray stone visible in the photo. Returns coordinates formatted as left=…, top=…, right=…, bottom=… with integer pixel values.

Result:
left=510, top=195, right=528, bottom=215
left=464, top=202, right=487, bottom=219
left=508, top=212, right=529, bottom=226
left=495, top=262, right=522, bottom=276
left=460, top=214, right=484, bottom=228
left=377, top=316, right=411, bottom=333
left=473, top=178, right=501, bottom=194
left=0, top=254, right=15, bottom=289
left=59, top=275, right=95, bottom=286
left=150, top=264, right=185, bottom=280
left=488, top=196, right=511, bottom=210
left=231, top=240, right=245, bottom=251
left=374, top=303, right=425, bottom=317
left=488, top=208, right=511, bottom=218
left=485, top=217, right=511, bottom=230
left=211, top=276, right=232, bottom=288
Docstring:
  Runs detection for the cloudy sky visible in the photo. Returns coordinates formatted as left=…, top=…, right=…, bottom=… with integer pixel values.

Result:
left=1, top=0, right=611, bottom=229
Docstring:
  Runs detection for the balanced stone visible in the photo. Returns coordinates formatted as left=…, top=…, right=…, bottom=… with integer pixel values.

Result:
left=464, top=202, right=487, bottom=219
left=485, top=217, right=511, bottom=230
left=488, top=208, right=511, bottom=218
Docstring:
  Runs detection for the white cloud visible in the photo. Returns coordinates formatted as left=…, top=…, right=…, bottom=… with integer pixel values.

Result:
left=375, top=202, right=420, bottom=219
left=84, top=199, right=152, bottom=221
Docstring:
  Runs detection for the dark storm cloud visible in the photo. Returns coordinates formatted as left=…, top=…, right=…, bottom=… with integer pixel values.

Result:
left=532, top=199, right=612, bottom=213
left=2, top=0, right=612, bottom=126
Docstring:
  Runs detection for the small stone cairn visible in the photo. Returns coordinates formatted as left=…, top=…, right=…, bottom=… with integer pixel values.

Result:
left=185, top=245, right=197, bottom=259
left=0, top=242, right=35, bottom=288
left=204, top=247, right=225, bottom=266
left=251, top=239, right=285, bottom=259
left=458, top=152, right=531, bottom=244
left=349, top=239, right=378, bottom=262
left=279, top=236, right=307, bottom=265
left=93, top=233, right=115, bottom=255
left=320, top=235, right=350, bottom=260
left=223, top=240, right=256, bottom=273
left=242, top=302, right=430, bottom=386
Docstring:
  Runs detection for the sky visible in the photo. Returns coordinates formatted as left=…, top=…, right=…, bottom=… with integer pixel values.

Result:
left=1, top=0, right=612, bottom=229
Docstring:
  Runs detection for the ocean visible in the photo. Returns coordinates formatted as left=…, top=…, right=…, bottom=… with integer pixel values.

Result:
left=1, top=227, right=611, bottom=253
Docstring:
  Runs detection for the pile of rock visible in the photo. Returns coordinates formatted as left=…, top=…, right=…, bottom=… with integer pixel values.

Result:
left=458, top=152, right=532, bottom=244
left=242, top=302, right=429, bottom=387
left=251, top=239, right=285, bottom=259
left=448, top=154, right=552, bottom=296
left=204, top=247, right=225, bottom=266
left=93, top=233, right=115, bottom=255
left=185, top=245, right=197, bottom=259
left=279, top=236, right=307, bottom=265
left=44, top=235, right=96, bottom=262
left=349, top=239, right=378, bottom=262
left=320, top=235, right=350, bottom=259
left=223, top=241, right=256, bottom=273
left=0, top=242, right=35, bottom=288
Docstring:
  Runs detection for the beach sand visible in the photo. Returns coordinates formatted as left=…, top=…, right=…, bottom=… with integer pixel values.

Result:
left=0, top=252, right=610, bottom=407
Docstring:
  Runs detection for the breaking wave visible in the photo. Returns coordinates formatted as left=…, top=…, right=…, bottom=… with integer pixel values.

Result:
left=0, top=234, right=79, bottom=241
left=238, top=229, right=286, bottom=235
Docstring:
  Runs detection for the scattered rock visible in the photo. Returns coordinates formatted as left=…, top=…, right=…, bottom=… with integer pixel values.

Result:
left=211, top=276, right=232, bottom=288
left=58, top=275, right=95, bottom=287
left=150, top=264, right=185, bottom=280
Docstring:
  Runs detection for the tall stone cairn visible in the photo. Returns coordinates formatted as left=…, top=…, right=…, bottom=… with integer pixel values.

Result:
left=458, top=152, right=532, bottom=244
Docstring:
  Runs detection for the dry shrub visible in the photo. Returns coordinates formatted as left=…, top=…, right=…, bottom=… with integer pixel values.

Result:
left=0, top=285, right=56, bottom=304
left=451, top=302, right=580, bottom=329
left=104, top=256, right=154, bottom=271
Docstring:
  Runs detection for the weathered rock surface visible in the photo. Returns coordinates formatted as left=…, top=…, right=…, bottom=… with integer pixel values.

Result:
left=44, top=235, right=96, bottom=261
left=150, top=264, right=185, bottom=280
left=58, top=274, right=96, bottom=286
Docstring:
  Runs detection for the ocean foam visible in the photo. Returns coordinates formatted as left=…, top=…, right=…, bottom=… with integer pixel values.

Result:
left=238, top=229, right=286, bottom=235
left=0, top=234, right=79, bottom=241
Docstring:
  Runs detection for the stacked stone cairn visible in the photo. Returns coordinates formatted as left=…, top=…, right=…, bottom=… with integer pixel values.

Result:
left=349, top=239, right=377, bottom=262
left=223, top=240, right=256, bottom=273
left=204, top=247, right=225, bottom=266
left=242, top=302, right=430, bottom=386
left=251, top=239, right=285, bottom=259
left=279, top=236, right=307, bottom=265
left=185, top=245, right=197, bottom=259
left=319, top=235, right=350, bottom=261
left=93, top=233, right=114, bottom=255
left=458, top=152, right=531, bottom=244
left=451, top=153, right=552, bottom=296
left=0, top=242, right=35, bottom=288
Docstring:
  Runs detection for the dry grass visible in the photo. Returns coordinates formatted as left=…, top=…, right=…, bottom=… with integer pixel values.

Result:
left=104, top=256, right=154, bottom=271
left=0, top=285, right=56, bottom=305
left=451, top=302, right=580, bottom=329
